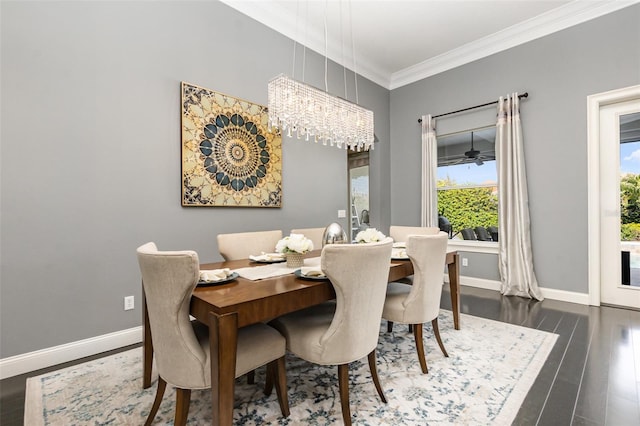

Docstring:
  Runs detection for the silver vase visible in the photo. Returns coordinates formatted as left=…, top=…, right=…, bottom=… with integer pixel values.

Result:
left=322, top=223, right=348, bottom=247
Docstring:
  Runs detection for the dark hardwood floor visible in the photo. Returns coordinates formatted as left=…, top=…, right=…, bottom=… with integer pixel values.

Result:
left=1, top=286, right=639, bottom=425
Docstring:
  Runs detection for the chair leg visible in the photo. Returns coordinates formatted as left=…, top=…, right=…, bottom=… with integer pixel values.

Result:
left=144, top=376, right=167, bottom=426
left=273, top=356, right=290, bottom=417
left=413, top=323, right=428, bottom=374
left=247, top=369, right=256, bottom=384
left=264, top=363, right=274, bottom=396
left=174, top=388, right=191, bottom=426
left=338, top=364, right=352, bottom=426
left=387, top=320, right=393, bottom=332
left=367, top=350, right=387, bottom=403
left=432, top=318, right=449, bottom=357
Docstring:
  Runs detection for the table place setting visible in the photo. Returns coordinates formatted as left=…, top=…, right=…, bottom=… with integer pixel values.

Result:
left=391, top=248, right=409, bottom=260
left=235, top=256, right=322, bottom=281
left=248, top=252, right=286, bottom=263
left=198, top=268, right=239, bottom=286
left=294, top=265, right=328, bottom=280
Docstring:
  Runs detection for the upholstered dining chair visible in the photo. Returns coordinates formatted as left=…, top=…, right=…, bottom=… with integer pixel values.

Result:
left=217, top=229, right=282, bottom=260
left=389, top=225, right=439, bottom=243
left=383, top=232, right=449, bottom=374
left=290, top=227, right=325, bottom=249
left=136, top=242, right=289, bottom=425
left=270, top=238, right=393, bottom=426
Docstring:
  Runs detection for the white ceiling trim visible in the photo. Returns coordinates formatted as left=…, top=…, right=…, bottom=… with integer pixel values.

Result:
left=390, top=0, right=640, bottom=89
left=221, top=0, right=639, bottom=90
left=219, top=0, right=392, bottom=88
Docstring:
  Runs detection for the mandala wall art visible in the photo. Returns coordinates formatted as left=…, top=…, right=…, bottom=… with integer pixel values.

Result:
left=181, top=82, right=282, bottom=207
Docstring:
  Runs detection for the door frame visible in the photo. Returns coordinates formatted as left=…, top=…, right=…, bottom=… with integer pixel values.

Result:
left=587, top=84, right=640, bottom=306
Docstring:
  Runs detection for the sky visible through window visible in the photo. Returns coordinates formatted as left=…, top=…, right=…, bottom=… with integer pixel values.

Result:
left=437, top=160, right=498, bottom=186
left=621, top=141, right=640, bottom=175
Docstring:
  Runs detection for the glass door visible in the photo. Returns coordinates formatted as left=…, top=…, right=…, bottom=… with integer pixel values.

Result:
left=348, top=151, right=370, bottom=241
left=600, top=100, right=640, bottom=308
left=619, top=112, right=640, bottom=287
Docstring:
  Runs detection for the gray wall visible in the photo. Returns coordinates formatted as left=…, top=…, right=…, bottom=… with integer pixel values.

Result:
left=390, top=4, right=640, bottom=294
left=0, top=1, right=390, bottom=358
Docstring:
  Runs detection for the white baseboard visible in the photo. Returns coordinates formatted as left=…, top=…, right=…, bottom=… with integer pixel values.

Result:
left=444, top=274, right=590, bottom=305
left=538, top=287, right=590, bottom=305
left=0, top=275, right=591, bottom=379
left=0, top=326, right=142, bottom=380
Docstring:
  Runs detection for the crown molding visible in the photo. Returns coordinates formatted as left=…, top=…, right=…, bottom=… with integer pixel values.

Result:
left=219, top=0, right=391, bottom=88
left=221, top=0, right=639, bottom=91
left=389, top=0, right=640, bottom=89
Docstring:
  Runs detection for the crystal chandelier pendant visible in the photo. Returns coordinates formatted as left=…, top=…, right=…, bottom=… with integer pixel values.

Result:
left=268, top=74, right=374, bottom=151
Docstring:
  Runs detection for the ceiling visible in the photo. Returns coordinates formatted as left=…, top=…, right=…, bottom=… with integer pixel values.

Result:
left=220, top=0, right=638, bottom=89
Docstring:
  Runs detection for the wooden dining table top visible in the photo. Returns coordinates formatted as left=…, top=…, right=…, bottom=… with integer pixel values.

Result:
left=190, top=250, right=415, bottom=327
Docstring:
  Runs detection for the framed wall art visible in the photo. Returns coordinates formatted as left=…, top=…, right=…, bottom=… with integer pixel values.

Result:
left=181, top=82, right=282, bottom=207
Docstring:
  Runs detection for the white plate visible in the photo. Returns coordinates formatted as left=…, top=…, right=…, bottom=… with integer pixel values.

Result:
left=197, top=272, right=239, bottom=286
left=294, top=269, right=328, bottom=281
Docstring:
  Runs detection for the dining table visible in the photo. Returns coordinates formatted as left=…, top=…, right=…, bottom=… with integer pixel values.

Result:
left=142, top=248, right=460, bottom=426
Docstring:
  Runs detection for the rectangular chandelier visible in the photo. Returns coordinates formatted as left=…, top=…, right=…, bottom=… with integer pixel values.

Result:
left=267, top=74, right=374, bottom=151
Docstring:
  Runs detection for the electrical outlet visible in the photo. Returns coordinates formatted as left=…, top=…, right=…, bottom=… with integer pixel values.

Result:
left=124, top=296, right=135, bottom=311
left=338, top=209, right=346, bottom=218
left=462, top=258, right=469, bottom=267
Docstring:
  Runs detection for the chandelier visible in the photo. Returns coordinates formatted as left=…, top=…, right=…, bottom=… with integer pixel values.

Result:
left=267, top=2, right=374, bottom=151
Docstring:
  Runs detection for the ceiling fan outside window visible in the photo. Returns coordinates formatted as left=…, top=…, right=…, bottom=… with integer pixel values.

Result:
left=464, top=132, right=485, bottom=166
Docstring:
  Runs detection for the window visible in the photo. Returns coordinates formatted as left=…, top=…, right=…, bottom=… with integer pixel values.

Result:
left=436, top=126, right=498, bottom=243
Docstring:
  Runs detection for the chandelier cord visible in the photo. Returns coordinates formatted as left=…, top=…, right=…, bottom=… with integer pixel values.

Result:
left=292, top=0, right=299, bottom=79
left=302, top=0, right=307, bottom=82
left=349, top=0, right=359, bottom=104
left=323, top=0, right=329, bottom=93
left=340, top=0, right=347, bottom=99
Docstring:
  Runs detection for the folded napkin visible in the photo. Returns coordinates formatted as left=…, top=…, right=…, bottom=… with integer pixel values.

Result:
left=300, top=266, right=325, bottom=277
left=392, top=248, right=408, bottom=258
left=249, top=252, right=285, bottom=262
left=199, top=268, right=232, bottom=282
left=392, top=242, right=406, bottom=248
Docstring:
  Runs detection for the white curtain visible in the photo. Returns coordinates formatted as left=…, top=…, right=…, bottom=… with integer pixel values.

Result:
left=421, top=114, right=438, bottom=227
left=496, top=94, right=543, bottom=300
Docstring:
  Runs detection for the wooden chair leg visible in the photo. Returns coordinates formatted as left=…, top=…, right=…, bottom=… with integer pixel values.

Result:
left=273, top=356, right=290, bottom=417
left=247, top=369, right=256, bottom=384
left=413, top=323, right=428, bottom=374
left=174, top=388, right=191, bottom=426
left=367, top=350, right=387, bottom=403
left=338, top=364, right=352, bottom=426
left=408, top=324, right=413, bottom=333
left=432, top=318, right=449, bottom=357
left=264, top=363, right=274, bottom=396
left=387, top=320, right=393, bottom=332
left=144, top=376, right=167, bottom=426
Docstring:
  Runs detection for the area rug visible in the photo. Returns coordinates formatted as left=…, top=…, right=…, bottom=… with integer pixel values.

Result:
left=24, top=311, right=557, bottom=425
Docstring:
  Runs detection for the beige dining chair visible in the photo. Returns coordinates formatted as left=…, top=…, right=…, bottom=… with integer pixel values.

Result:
left=382, top=232, right=449, bottom=374
left=270, top=238, right=393, bottom=426
left=290, top=227, right=325, bottom=249
left=389, top=225, right=440, bottom=243
left=217, top=229, right=283, bottom=260
left=136, top=242, right=289, bottom=425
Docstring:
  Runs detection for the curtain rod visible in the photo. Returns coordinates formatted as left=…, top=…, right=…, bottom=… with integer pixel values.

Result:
left=417, top=92, right=529, bottom=123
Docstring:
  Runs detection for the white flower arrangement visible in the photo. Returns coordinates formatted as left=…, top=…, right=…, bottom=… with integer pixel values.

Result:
left=275, top=233, right=314, bottom=254
left=355, top=228, right=386, bottom=243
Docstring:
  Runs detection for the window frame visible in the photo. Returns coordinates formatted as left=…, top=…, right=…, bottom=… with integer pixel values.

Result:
left=436, top=126, right=499, bottom=252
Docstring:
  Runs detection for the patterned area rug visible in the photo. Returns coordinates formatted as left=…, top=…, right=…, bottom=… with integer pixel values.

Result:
left=24, top=311, right=557, bottom=425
